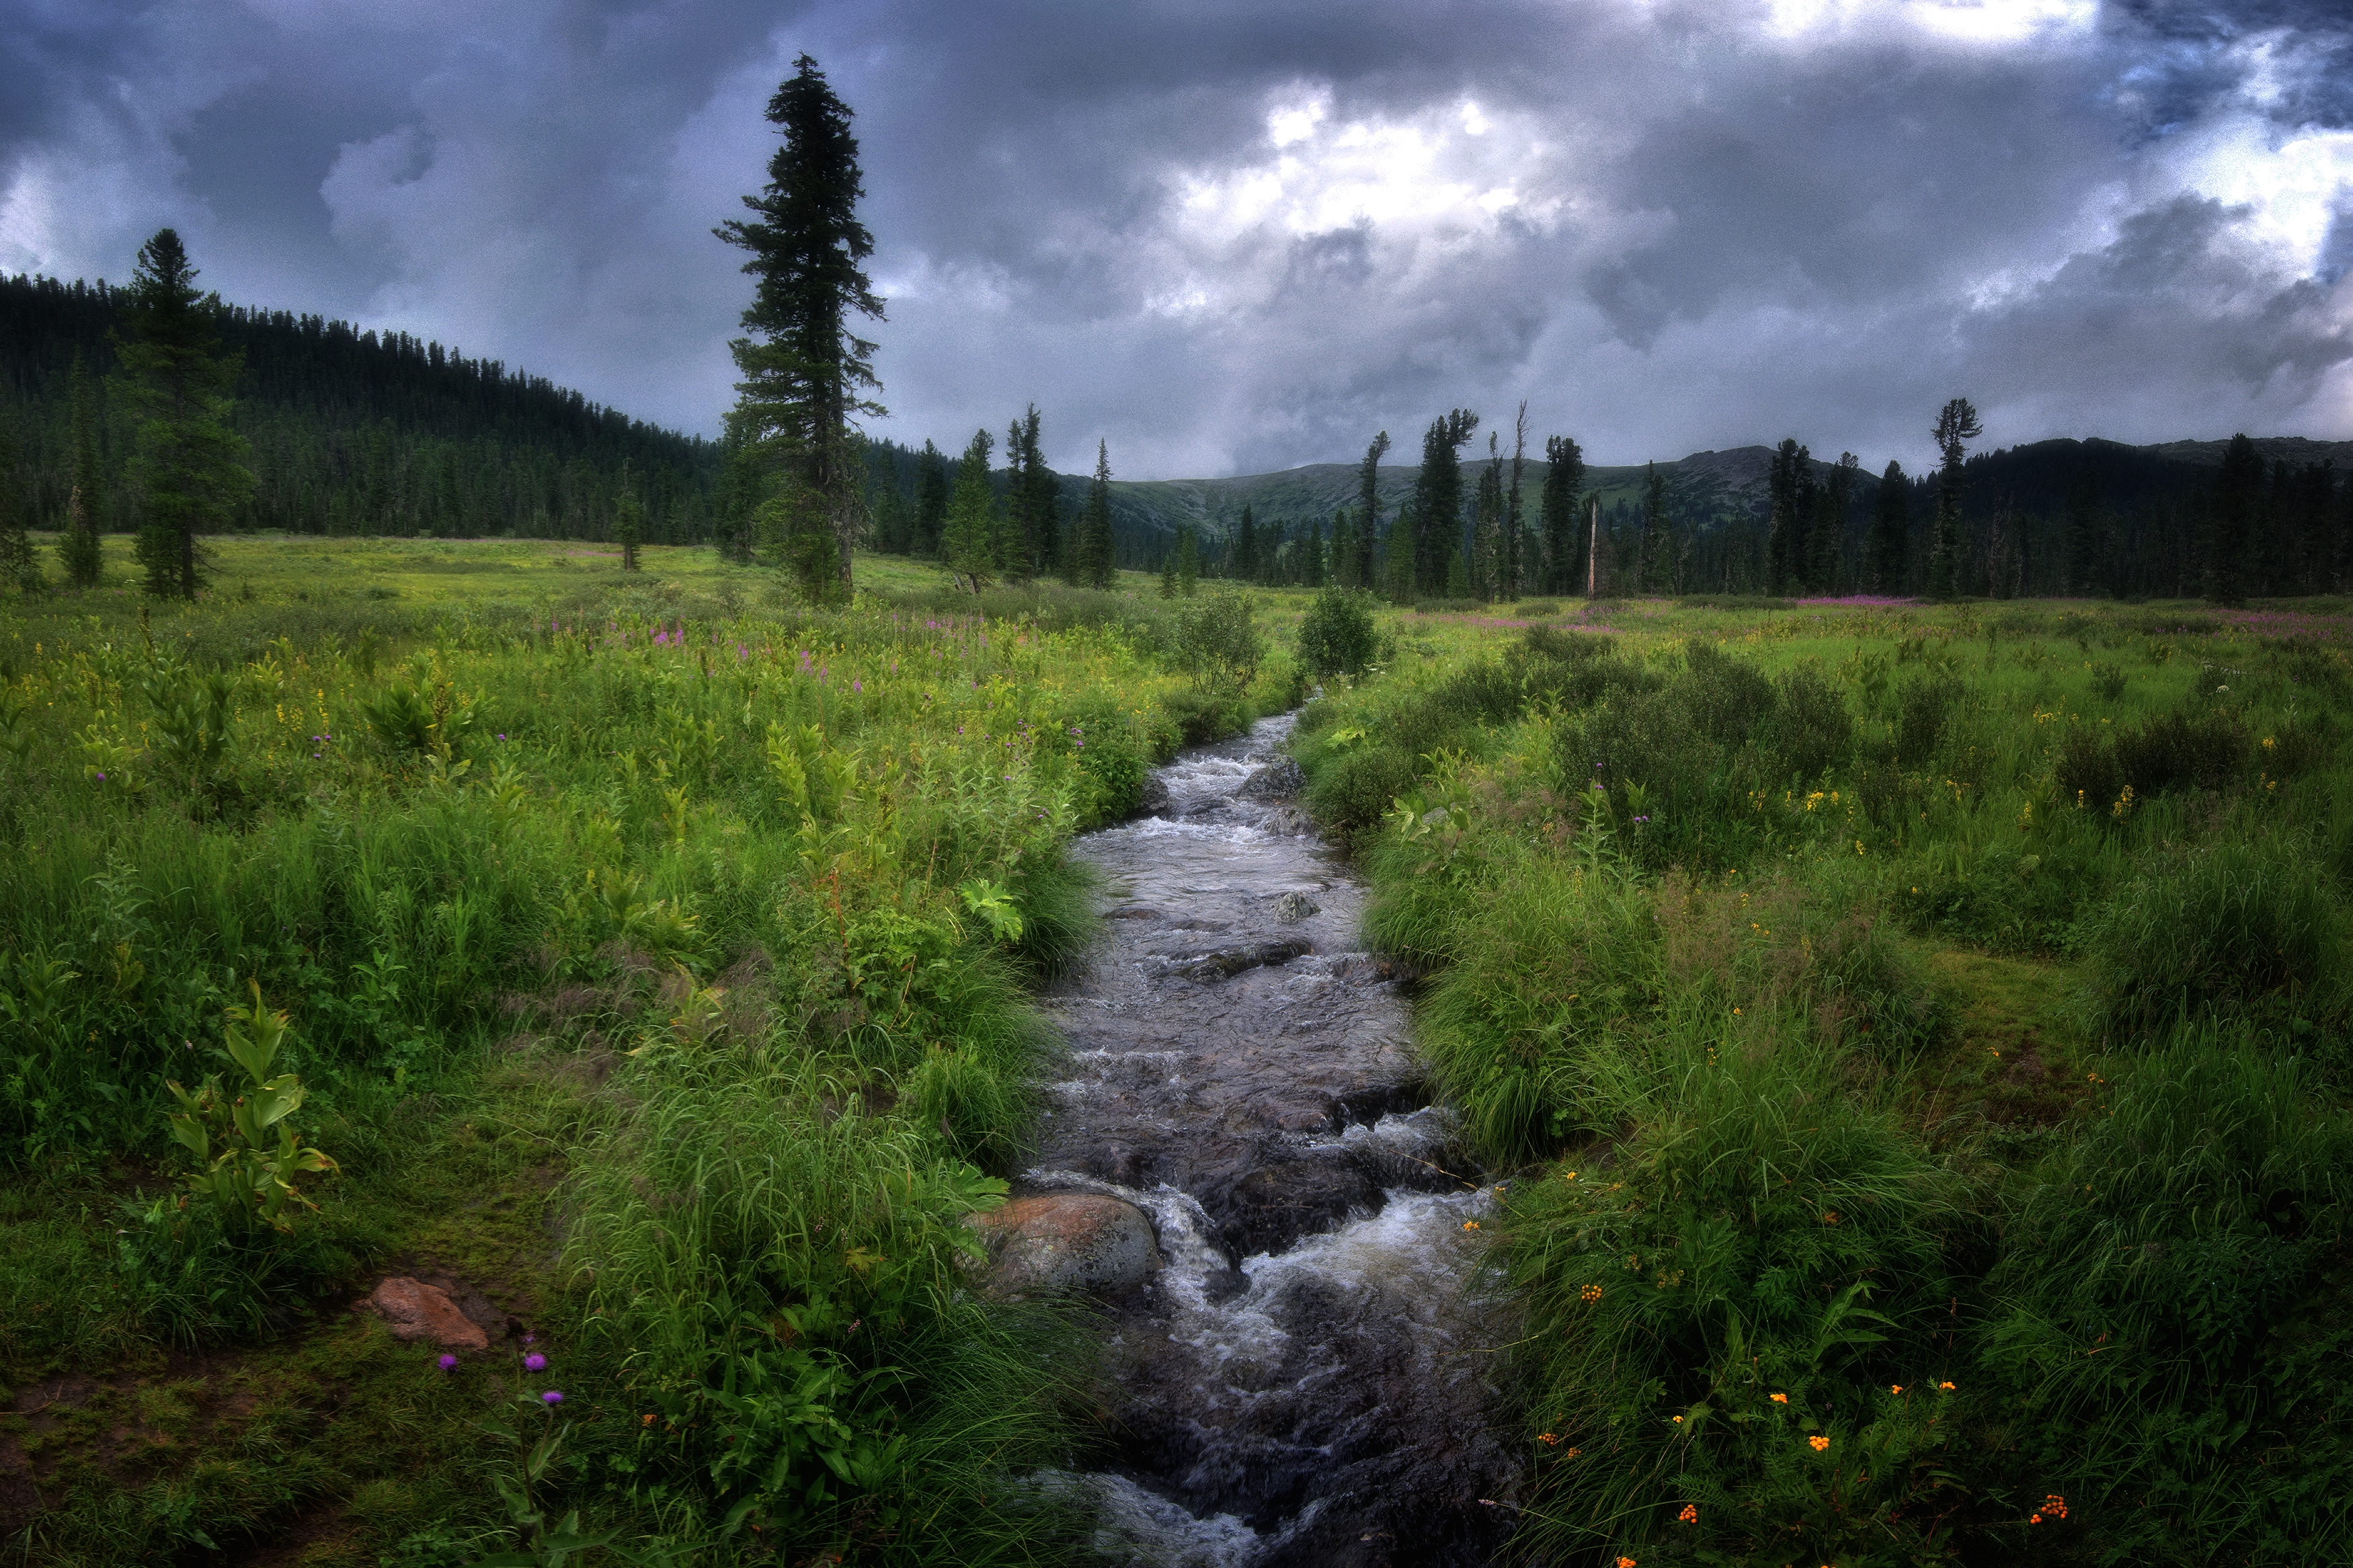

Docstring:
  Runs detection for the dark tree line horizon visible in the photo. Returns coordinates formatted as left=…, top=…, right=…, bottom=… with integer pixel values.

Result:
left=5, top=253, right=2346, bottom=608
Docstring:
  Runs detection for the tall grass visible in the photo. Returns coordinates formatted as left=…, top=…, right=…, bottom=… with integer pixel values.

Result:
left=1980, top=1026, right=2353, bottom=1563
left=565, top=1041, right=1087, bottom=1563
left=1289, top=600, right=2353, bottom=1565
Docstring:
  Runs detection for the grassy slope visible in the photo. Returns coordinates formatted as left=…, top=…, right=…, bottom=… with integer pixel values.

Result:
left=0, top=537, right=1308, bottom=1567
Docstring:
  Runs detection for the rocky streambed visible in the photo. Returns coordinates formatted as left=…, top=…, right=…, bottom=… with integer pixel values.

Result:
left=992, top=714, right=1521, bottom=1567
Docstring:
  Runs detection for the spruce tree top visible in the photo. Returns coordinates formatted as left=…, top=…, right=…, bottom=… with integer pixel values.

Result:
left=717, top=55, right=885, bottom=424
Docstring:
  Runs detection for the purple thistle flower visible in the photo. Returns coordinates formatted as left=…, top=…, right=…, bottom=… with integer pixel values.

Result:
left=541, top=1390, right=563, bottom=1405
left=524, top=1352, right=547, bottom=1371
left=439, top=1354, right=458, bottom=1370
left=523, top=1333, right=535, bottom=1345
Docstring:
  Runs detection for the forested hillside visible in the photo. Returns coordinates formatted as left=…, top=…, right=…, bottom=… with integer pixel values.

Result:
left=0, top=272, right=719, bottom=542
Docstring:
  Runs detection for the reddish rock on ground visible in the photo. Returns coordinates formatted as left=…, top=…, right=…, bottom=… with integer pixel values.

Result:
left=368, top=1276, right=489, bottom=1350
left=969, top=1193, right=1161, bottom=1298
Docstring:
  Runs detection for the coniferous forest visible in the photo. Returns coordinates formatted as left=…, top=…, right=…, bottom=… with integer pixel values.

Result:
left=0, top=271, right=720, bottom=544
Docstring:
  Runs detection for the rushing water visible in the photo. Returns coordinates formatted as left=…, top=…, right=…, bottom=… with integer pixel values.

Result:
left=1033, top=714, right=1519, bottom=1567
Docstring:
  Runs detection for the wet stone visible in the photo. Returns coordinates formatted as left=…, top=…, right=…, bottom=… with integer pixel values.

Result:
left=1159, top=938, right=1313, bottom=981
left=1201, top=1152, right=1386, bottom=1259
left=971, top=1194, right=1160, bottom=1298
left=1236, top=757, right=1305, bottom=801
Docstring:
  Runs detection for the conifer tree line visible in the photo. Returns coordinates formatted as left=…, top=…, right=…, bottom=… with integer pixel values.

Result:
left=0, top=269, right=719, bottom=559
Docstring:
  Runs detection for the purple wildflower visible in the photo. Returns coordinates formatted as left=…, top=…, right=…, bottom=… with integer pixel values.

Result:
left=541, top=1390, right=563, bottom=1405
left=439, top=1354, right=458, bottom=1370
left=524, top=1352, right=547, bottom=1371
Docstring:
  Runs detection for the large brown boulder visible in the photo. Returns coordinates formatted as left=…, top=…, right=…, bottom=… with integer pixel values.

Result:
left=970, top=1194, right=1161, bottom=1298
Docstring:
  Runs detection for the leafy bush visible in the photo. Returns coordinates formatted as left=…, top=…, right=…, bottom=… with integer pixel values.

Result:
left=1294, top=585, right=1380, bottom=680
left=1402, top=854, right=1660, bottom=1159
left=1172, top=589, right=1264, bottom=694
left=1760, top=666, right=1855, bottom=782
left=1679, top=641, right=1776, bottom=746
left=164, top=982, right=339, bottom=1235
left=568, top=1044, right=1083, bottom=1563
left=2059, top=704, right=2249, bottom=809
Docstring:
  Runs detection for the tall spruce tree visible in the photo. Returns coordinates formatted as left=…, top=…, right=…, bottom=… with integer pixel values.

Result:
left=1355, top=431, right=1390, bottom=590
left=1384, top=499, right=1417, bottom=602
left=1504, top=402, right=1528, bottom=598
left=1234, top=503, right=1259, bottom=582
left=1928, top=397, right=1981, bottom=601
left=613, top=460, right=644, bottom=571
left=59, top=352, right=106, bottom=587
left=1540, top=434, right=1585, bottom=594
left=1870, top=459, right=1909, bottom=593
left=1000, top=404, right=1057, bottom=578
left=1078, top=439, right=1115, bottom=588
left=1471, top=434, right=1504, bottom=599
left=2063, top=470, right=2100, bottom=596
left=941, top=427, right=996, bottom=593
left=1766, top=439, right=1810, bottom=596
left=1638, top=461, right=1671, bottom=592
left=115, top=229, right=254, bottom=600
left=2206, top=433, right=2262, bottom=605
left=914, top=438, right=949, bottom=556
left=717, top=54, right=883, bottom=604
left=1410, top=409, right=1478, bottom=593
left=1817, top=452, right=1858, bottom=593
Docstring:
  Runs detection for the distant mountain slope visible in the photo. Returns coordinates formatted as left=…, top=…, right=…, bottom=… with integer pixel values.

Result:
left=1062, top=431, right=2348, bottom=555
left=2140, top=436, right=2353, bottom=468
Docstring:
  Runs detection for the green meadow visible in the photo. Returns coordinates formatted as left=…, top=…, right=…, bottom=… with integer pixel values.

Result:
left=4, top=540, right=2351, bottom=1567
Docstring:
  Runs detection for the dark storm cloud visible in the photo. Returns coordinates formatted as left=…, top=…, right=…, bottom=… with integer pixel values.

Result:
left=3, top=0, right=2348, bottom=477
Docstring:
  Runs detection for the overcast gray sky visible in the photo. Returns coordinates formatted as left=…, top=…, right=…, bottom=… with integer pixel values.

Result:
left=5, top=1, right=2349, bottom=478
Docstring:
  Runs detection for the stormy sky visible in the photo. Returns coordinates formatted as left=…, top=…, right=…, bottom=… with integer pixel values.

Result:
left=5, top=1, right=2350, bottom=479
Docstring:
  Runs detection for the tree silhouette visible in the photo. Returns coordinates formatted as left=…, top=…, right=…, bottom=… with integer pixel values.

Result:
left=717, top=54, right=883, bottom=604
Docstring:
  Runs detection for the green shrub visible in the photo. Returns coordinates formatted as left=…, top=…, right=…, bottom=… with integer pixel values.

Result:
left=1760, top=666, right=1854, bottom=782
left=163, top=981, right=339, bottom=1235
left=1172, top=589, right=1264, bottom=694
left=1679, top=641, right=1775, bottom=746
left=1893, top=675, right=1960, bottom=765
left=2061, top=704, right=2251, bottom=810
left=1401, top=854, right=1659, bottom=1159
left=567, top=1044, right=1083, bottom=1564
left=1294, top=585, right=1380, bottom=681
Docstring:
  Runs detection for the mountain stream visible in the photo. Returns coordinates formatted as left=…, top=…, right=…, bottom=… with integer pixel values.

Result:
left=1033, top=713, right=1519, bottom=1567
